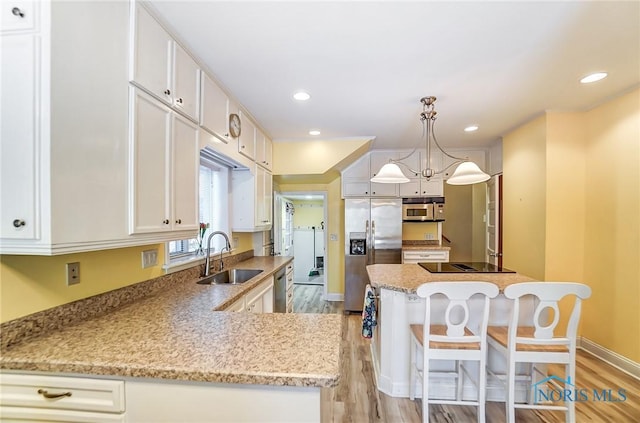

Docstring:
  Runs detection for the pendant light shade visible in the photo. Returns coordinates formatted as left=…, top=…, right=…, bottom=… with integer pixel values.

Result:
left=446, top=161, right=491, bottom=185
left=370, top=163, right=410, bottom=183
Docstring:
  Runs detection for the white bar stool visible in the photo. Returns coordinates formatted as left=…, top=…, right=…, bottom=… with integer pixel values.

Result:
left=409, top=281, right=499, bottom=423
left=486, top=282, right=591, bottom=423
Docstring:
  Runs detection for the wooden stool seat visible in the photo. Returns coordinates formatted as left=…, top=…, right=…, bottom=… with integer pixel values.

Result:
left=487, top=326, right=569, bottom=353
left=411, top=324, right=480, bottom=350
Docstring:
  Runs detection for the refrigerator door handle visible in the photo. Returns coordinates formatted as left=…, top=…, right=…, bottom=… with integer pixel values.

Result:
left=365, top=220, right=370, bottom=264
left=371, top=220, right=376, bottom=249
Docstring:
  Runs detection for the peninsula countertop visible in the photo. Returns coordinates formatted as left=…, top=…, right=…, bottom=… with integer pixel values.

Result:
left=0, top=257, right=342, bottom=388
left=366, top=263, right=535, bottom=293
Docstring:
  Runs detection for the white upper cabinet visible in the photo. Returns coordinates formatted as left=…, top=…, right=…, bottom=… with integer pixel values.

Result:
left=237, top=111, right=256, bottom=160
left=231, top=164, right=272, bottom=232
left=0, top=31, right=39, bottom=240
left=200, top=71, right=230, bottom=142
left=256, top=129, right=273, bottom=171
left=130, top=3, right=200, bottom=122
left=172, top=42, right=200, bottom=120
left=129, top=88, right=199, bottom=235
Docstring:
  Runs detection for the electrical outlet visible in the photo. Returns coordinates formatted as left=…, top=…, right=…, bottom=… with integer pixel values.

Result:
left=66, top=262, right=80, bottom=286
left=233, top=237, right=239, bottom=249
left=141, top=249, right=158, bottom=268
left=425, top=233, right=435, bottom=240
left=330, top=233, right=338, bottom=241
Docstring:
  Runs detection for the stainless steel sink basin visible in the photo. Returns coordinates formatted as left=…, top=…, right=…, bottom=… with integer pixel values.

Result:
left=196, top=269, right=263, bottom=285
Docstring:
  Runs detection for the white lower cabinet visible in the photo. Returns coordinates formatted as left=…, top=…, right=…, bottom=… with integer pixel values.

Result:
left=125, top=379, right=321, bottom=423
left=0, top=374, right=125, bottom=422
left=224, top=276, right=274, bottom=313
left=0, top=373, right=322, bottom=423
left=286, top=262, right=294, bottom=313
left=401, top=249, right=449, bottom=264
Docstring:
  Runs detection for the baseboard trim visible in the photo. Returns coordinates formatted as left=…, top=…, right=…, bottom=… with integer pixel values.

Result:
left=579, top=337, right=640, bottom=380
left=325, top=293, right=344, bottom=302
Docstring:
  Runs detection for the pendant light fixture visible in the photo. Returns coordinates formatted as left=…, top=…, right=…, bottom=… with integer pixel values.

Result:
left=371, top=96, right=490, bottom=185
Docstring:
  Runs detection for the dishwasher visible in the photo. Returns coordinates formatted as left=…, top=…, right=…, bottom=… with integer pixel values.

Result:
left=274, top=267, right=287, bottom=313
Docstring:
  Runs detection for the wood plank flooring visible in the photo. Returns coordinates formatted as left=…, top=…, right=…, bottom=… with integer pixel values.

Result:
left=294, top=285, right=640, bottom=422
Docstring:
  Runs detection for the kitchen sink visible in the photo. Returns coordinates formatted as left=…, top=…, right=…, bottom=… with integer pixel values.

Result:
left=196, top=268, right=263, bottom=285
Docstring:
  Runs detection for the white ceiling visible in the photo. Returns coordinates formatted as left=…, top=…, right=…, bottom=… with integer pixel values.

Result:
left=149, top=1, right=640, bottom=150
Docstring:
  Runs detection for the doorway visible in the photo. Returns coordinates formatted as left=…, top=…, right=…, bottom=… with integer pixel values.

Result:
left=274, top=191, right=328, bottom=295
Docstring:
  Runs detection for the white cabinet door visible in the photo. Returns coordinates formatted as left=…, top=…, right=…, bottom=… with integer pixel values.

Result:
left=231, top=165, right=271, bottom=232
left=171, top=113, right=199, bottom=231
left=370, top=182, right=398, bottom=197
left=237, top=111, right=256, bottom=160
left=342, top=153, right=369, bottom=179
left=259, top=168, right=273, bottom=226
left=129, top=88, right=199, bottom=235
left=343, top=180, right=370, bottom=197
left=131, top=4, right=172, bottom=105
left=129, top=89, right=171, bottom=234
left=255, top=130, right=272, bottom=170
left=419, top=178, right=444, bottom=196
left=200, top=71, right=230, bottom=142
left=399, top=180, right=421, bottom=197
left=0, top=34, right=39, bottom=240
left=172, top=42, right=199, bottom=121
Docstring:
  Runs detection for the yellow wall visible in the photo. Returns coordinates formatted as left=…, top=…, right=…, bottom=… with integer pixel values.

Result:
left=582, top=89, right=639, bottom=361
left=291, top=200, right=324, bottom=228
left=402, top=222, right=439, bottom=241
left=272, top=138, right=371, bottom=176
left=278, top=177, right=344, bottom=295
left=503, top=115, right=547, bottom=280
left=0, top=244, right=165, bottom=322
left=442, top=184, right=473, bottom=261
left=503, top=88, right=640, bottom=362
left=0, top=232, right=255, bottom=323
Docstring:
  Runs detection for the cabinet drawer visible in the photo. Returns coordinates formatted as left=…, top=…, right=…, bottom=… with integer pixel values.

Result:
left=286, top=270, right=294, bottom=290
left=402, top=250, right=449, bottom=263
left=1, top=1, right=36, bottom=33
left=0, top=374, right=125, bottom=413
left=0, top=406, right=126, bottom=422
left=286, top=285, right=294, bottom=312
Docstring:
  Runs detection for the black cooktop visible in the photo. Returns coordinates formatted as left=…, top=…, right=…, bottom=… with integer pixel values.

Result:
left=419, top=262, right=515, bottom=273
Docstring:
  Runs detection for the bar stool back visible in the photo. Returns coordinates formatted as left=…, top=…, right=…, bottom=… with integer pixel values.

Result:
left=409, top=281, right=499, bottom=423
left=487, top=282, right=591, bottom=423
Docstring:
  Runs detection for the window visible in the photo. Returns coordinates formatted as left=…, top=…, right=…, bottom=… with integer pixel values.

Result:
left=168, top=154, right=230, bottom=260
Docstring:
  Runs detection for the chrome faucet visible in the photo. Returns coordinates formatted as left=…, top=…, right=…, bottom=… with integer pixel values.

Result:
left=203, top=231, right=232, bottom=277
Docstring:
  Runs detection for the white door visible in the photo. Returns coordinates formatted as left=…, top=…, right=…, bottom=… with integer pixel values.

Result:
left=171, top=112, right=199, bottom=231
left=486, top=175, right=502, bottom=266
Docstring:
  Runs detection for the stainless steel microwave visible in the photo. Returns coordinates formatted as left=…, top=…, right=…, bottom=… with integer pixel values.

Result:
left=402, top=197, right=445, bottom=221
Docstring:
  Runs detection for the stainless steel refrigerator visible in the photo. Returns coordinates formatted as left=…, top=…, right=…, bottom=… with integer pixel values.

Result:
left=344, top=198, right=402, bottom=312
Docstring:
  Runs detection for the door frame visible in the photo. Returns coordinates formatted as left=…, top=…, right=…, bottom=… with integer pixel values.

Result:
left=277, top=190, right=329, bottom=298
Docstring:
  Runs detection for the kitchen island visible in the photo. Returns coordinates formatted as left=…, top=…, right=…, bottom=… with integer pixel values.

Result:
left=0, top=256, right=341, bottom=422
left=366, top=263, right=534, bottom=401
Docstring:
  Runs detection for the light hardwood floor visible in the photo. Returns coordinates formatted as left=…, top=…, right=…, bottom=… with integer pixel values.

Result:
left=294, top=285, right=640, bottom=422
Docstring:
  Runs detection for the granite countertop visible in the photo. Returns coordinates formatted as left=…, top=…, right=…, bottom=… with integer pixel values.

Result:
left=0, top=256, right=342, bottom=388
left=366, top=263, right=534, bottom=293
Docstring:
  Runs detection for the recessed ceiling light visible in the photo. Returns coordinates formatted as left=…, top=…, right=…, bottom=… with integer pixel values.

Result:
left=580, top=72, right=608, bottom=84
left=464, top=125, right=479, bottom=132
left=293, top=91, right=311, bottom=101
left=309, top=129, right=321, bottom=136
